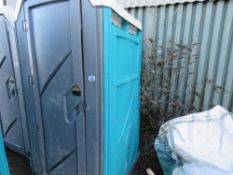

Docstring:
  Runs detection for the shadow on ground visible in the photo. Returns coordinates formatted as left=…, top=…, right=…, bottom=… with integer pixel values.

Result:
left=6, top=149, right=31, bottom=175
left=132, top=129, right=164, bottom=175
left=131, top=111, right=164, bottom=175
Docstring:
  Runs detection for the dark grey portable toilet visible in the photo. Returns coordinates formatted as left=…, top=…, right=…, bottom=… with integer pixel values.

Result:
left=0, top=2, right=30, bottom=157
left=0, top=0, right=142, bottom=175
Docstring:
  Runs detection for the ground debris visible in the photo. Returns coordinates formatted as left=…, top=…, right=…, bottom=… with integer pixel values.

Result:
left=146, top=168, right=156, bottom=175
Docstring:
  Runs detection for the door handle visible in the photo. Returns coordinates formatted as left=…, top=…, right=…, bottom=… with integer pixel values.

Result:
left=65, top=100, right=85, bottom=124
left=64, top=84, right=84, bottom=124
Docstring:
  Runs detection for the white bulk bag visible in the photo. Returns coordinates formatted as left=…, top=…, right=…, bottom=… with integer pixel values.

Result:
left=155, top=106, right=233, bottom=175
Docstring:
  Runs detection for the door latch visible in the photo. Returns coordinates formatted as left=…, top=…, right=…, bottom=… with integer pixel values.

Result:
left=72, top=84, right=81, bottom=96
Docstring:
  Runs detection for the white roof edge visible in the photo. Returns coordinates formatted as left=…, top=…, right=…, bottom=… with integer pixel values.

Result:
left=0, top=0, right=142, bottom=30
left=117, top=0, right=207, bottom=8
left=0, top=0, right=22, bottom=23
left=90, top=0, right=142, bottom=30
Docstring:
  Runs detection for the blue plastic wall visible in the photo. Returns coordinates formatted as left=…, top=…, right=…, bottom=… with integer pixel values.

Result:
left=103, top=8, right=142, bottom=175
left=0, top=132, right=10, bottom=175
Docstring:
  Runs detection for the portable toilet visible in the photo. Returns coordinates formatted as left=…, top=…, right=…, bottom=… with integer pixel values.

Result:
left=0, top=0, right=142, bottom=174
left=0, top=2, right=30, bottom=157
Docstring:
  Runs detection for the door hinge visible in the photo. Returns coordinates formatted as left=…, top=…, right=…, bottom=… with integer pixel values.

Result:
left=28, top=75, right=34, bottom=86
left=22, top=20, right=29, bottom=31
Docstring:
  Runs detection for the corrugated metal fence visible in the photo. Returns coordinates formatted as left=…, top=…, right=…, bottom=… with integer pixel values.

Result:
left=128, top=0, right=233, bottom=119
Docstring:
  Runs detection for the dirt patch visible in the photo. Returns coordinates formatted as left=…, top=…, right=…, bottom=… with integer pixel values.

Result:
left=6, top=149, right=31, bottom=175
left=132, top=129, right=164, bottom=175
left=131, top=113, right=164, bottom=175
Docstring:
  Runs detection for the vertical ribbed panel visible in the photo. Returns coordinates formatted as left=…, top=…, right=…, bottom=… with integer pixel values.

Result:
left=129, top=0, right=233, bottom=117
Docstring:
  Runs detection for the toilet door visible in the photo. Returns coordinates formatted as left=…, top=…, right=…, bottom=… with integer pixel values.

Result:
left=24, top=0, right=86, bottom=174
left=0, top=16, right=26, bottom=155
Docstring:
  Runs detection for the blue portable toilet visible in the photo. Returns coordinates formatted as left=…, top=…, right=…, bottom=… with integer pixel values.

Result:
left=0, top=0, right=142, bottom=174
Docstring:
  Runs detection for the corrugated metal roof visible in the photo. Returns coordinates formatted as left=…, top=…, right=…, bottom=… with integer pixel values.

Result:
left=117, top=0, right=207, bottom=8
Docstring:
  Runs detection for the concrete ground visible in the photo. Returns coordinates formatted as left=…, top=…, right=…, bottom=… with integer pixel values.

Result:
left=6, top=149, right=31, bottom=175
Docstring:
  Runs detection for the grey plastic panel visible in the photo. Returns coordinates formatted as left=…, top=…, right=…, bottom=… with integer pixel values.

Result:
left=24, top=0, right=86, bottom=174
left=5, top=13, right=32, bottom=157
left=81, top=1, right=103, bottom=175
left=14, top=6, right=41, bottom=173
left=0, top=16, right=26, bottom=155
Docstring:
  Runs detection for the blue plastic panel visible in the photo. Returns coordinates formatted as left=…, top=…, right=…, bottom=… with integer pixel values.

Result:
left=0, top=132, right=10, bottom=175
left=103, top=8, right=142, bottom=175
